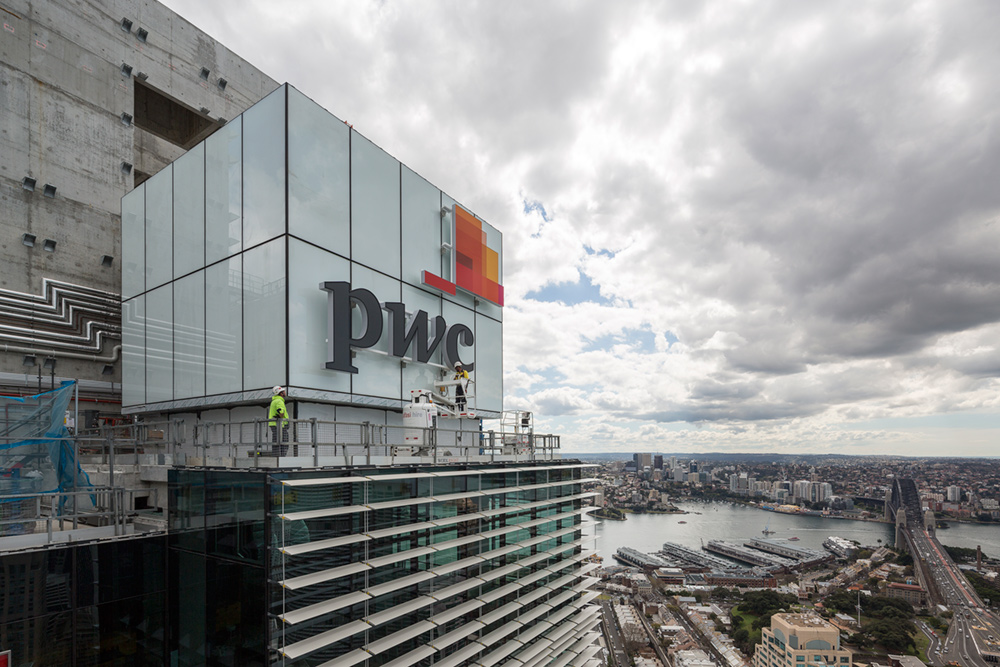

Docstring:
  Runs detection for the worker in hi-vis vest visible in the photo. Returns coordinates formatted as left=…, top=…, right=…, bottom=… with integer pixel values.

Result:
left=269, top=386, right=289, bottom=455
left=453, top=362, right=469, bottom=411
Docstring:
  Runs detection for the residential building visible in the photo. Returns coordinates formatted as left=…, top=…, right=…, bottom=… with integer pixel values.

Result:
left=752, top=613, right=852, bottom=667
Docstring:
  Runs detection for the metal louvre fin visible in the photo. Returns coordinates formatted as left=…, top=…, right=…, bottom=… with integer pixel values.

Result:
left=279, top=590, right=372, bottom=625
left=280, top=619, right=371, bottom=660
left=477, top=619, right=524, bottom=649
left=366, top=620, right=436, bottom=656
left=428, top=620, right=485, bottom=650
left=280, top=561, right=372, bottom=590
left=280, top=533, right=370, bottom=556
left=364, top=594, right=436, bottom=627
left=378, top=644, right=437, bottom=667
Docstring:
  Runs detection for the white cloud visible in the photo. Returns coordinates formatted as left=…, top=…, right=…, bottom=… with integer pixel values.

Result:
left=163, top=0, right=1000, bottom=455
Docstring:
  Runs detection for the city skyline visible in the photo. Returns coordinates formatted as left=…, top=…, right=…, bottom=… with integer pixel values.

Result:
left=160, top=0, right=1000, bottom=456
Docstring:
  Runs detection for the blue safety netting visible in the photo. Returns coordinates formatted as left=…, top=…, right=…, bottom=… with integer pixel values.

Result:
left=0, top=381, right=93, bottom=533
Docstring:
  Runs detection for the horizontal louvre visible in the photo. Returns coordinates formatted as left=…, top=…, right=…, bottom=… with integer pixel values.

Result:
left=379, top=644, right=437, bottom=667
left=366, top=620, right=435, bottom=655
left=280, top=590, right=372, bottom=625
left=428, top=619, right=485, bottom=650
left=281, top=561, right=372, bottom=590
left=279, top=476, right=367, bottom=487
left=429, top=578, right=482, bottom=601
left=475, top=638, right=523, bottom=667
left=315, top=647, right=371, bottom=667
left=280, top=504, right=368, bottom=521
left=367, top=496, right=436, bottom=511
left=365, top=594, right=435, bottom=626
left=367, top=472, right=436, bottom=481
left=517, top=586, right=550, bottom=606
left=544, top=573, right=580, bottom=591
left=479, top=544, right=521, bottom=560
left=516, top=618, right=552, bottom=642
left=434, top=490, right=491, bottom=502
left=477, top=581, right=523, bottom=604
left=479, top=599, right=523, bottom=626
left=512, top=637, right=553, bottom=663
left=478, top=563, right=521, bottom=582
left=543, top=606, right=578, bottom=628
left=366, top=546, right=436, bottom=568
left=280, top=533, right=369, bottom=556
left=517, top=569, right=555, bottom=588
left=366, top=571, right=437, bottom=597
left=428, top=599, right=484, bottom=626
left=517, top=604, right=552, bottom=626
left=477, top=619, right=524, bottom=649
left=432, top=642, right=483, bottom=667
left=430, top=511, right=486, bottom=527
left=571, top=646, right=602, bottom=667
left=365, top=520, right=438, bottom=540
left=281, top=619, right=371, bottom=660
left=431, top=533, right=485, bottom=552
left=543, top=590, right=577, bottom=609
left=548, top=647, right=577, bottom=667
left=431, top=555, right=484, bottom=576
left=575, top=591, right=601, bottom=607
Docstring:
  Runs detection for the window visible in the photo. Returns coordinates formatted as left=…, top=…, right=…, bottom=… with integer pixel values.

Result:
left=797, top=657, right=804, bottom=662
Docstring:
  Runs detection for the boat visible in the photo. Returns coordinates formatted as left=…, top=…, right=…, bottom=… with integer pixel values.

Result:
left=762, top=518, right=775, bottom=535
left=678, top=520, right=687, bottom=524
left=788, top=537, right=800, bottom=541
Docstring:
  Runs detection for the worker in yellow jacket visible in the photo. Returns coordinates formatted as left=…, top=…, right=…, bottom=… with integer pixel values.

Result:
left=453, top=362, right=469, bottom=412
left=269, top=386, right=289, bottom=455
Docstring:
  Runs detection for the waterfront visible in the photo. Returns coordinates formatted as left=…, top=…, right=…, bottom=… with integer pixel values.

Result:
left=588, top=499, right=1000, bottom=561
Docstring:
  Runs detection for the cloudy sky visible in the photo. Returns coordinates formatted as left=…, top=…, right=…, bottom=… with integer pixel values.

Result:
left=163, top=0, right=1000, bottom=457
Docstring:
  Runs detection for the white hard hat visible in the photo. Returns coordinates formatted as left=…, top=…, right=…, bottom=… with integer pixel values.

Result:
left=454, top=361, right=462, bottom=368
left=272, top=385, right=285, bottom=395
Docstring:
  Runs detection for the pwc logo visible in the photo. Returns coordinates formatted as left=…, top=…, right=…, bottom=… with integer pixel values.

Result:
left=422, top=205, right=504, bottom=307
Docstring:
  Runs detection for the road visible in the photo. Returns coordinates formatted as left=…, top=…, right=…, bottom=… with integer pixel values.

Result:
left=907, top=527, right=1000, bottom=667
left=637, top=604, right=672, bottom=667
left=602, top=600, right=629, bottom=667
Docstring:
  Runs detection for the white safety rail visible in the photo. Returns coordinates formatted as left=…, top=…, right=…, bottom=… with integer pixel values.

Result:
left=270, top=463, right=603, bottom=667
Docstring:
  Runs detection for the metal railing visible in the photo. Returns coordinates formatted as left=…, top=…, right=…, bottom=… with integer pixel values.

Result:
left=0, top=486, right=147, bottom=541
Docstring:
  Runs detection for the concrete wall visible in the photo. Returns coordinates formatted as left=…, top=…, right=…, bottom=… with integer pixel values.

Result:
left=0, top=0, right=277, bottom=385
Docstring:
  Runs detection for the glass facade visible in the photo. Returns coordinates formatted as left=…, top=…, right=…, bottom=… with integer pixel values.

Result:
left=0, top=536, right=168, bottom=666
left=121, top=84, right=503, bottom=415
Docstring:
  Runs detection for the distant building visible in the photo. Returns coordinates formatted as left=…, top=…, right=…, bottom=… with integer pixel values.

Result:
left=752, top=613, right=852, bottom=667
left=947, top=485, right=962, bottom=503
left=654, top=455, right=664, bottom=469
left=886, top=582, right=926, bottom=608
left=635, top=453, right=653, bottom=469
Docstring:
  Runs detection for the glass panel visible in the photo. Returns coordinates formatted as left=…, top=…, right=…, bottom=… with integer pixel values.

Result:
left=351, top=130, right=400, bottom=278
left=441, top=194, right=455, bottom=284
left=288, top=239, right=350, bottom=392
left=242, top=238, right=286, bottom=390
left=475, top=313, right=502, bottom=414
left=350, top=264, right=400, bottom=400
left=145, top=166, right=173, bottom=290
left=476, top=219, right=503, bottom=321
left=206, top=115, right=242, bottom=264
left=122, top=184, right=145, bottom=299
left=243, top=86, right=286, bottom=248
left=206, top=257, right=243, bottom=395
left=400, top=285, right=443, bottom=395
left=174, top=271, right=206, bottom=399
left=288, top=87, right=349, bottom=253
left=146, top=284, right=173, bottom=403
left=174, top=142, right=206, bottom=277
left=123, top=296, right=145, bottom=406
left=400, top=166, right=441, bottom=289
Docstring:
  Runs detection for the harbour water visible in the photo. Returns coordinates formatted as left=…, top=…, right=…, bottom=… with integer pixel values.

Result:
left=588, top=499, right=1000, bottom=561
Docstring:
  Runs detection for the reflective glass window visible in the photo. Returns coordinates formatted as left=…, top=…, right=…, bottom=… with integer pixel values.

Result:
left=351, top=130, right=400, bottom=278
left=243, top=86, right=286, bottom=248
left=174, top=142, right=206, bottom=277
left=206, top=256, right=243, bottom=395
left=206, top=116, right=242, bottom=264
left=242, top=238, right=286, bottom=390
left=145, top=284, right=173, bottom=403
left=474, top=313, right=502, bottom=414
left=174, top=271, right=206, bottom=399
left=350, top=264, right=400, bottom=400
left=123, top=296, right=145, bottom=406
left=400, top=166, right=441, bottom=288
left=122, top=184, right=145, bottom=299
left=288, top=87, right=349, bottom=253
left=145, top=167, right=173, bottom=290
left=288, top=239, right=350, bottom=393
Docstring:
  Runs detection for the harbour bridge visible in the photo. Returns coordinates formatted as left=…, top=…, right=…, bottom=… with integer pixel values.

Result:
left=885, top=478, right=1000, bottom=665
